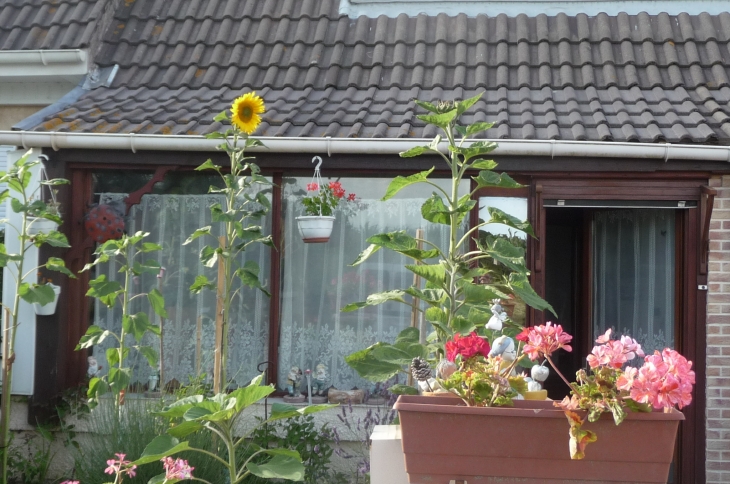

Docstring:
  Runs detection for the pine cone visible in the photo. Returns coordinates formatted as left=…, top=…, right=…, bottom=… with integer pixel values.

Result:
left=411, top=357, right=432, bottom=382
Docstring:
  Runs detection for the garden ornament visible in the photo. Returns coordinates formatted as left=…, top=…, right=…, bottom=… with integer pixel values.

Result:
left=489, top=335, right=516, bottom=362
left=87, top=356, right=102, bottom=378
left=313, top=363, right=329, bottom=396
left=84, top=201, right=125, bottom=243
left=436, top=359, right=457, bottom=380
left=485, top=300, right=508, bottom=331
left=286, top=366, right=302, bottom=397
left=531, top=364, right=549, bottom=382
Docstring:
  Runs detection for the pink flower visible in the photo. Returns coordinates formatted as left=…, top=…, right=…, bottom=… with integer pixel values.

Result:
left=105, top=453, right=137, bottom=478
left=625, top=349, right=695, bottom=410
left=523, top=322, right=573, bottom=360
left=587, top=331, right=645, bottom=369
left=162, top=456, right=195, bottom=480
left=60, top=481, right=80, bottom=484
left=445, top=332, right=491, bottom=362
left=347, top=193, right=356, bottom=201
left=306, top=183, right=319, bottom=191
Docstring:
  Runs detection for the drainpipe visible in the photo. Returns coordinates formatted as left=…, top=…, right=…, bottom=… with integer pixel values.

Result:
left=0, top=131, right=729, bottom=163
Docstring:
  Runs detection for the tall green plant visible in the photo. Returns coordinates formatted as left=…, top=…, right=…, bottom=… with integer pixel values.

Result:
left=76, top=232, right=167, bottom=415
left=0, top=150, right=73, bottom=483
left=345, top=94, right=555, bottom=385
left=134, top=375, right=334, bottom=484
left=184, top=98, right=273, bottom=392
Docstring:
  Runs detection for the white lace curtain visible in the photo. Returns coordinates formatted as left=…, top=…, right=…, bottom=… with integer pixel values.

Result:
left=92, top=193, right=270, bottom=388
left=278, top=177, right=463, bottom=391
left=592, top=209, right=675, bottom=352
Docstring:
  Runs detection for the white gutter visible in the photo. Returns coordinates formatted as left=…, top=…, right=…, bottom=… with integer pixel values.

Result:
left=0, top=131, right=729, bottom=163
left=0, top=50, right=87, bottom=65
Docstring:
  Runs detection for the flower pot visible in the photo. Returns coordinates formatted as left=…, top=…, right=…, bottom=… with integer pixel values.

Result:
left=26, top=217, right=58, bottom=235
left=33, top=283, right=61, bottom=316
left=393, top=395, right=683, bottom=483
left=296, top=216, right=335, bottom=243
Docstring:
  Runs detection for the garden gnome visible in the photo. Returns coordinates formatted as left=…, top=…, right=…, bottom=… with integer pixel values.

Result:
left=313, top=363, right=329, bottom=396
left=87, top=356, right=102, bottom=378
left=286, top=366, right=303, bottom=397
left=486, top=299, right=508, bottom=331
left=489, top=335, right=516, bottom=362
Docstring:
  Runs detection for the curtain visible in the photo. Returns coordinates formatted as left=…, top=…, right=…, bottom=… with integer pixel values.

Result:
left=92, top=193, right=270, bottom=388
left=278, top=177, right=463, bottom=391
left=592, top=209, right=675, bottom=353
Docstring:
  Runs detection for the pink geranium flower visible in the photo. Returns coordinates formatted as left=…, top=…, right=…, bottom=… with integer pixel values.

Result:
left=306, top=182, right=319, bottom=191
left=105, top=453, right=137, bottom=478
left=162, top=456, right=195, bottom=480
left=624, top=349, right=695, bottom=410
left=586, top=329, right=644, bottom=369
left=523, top=322, right=573, bottom=360
left=60, top=481, right=80, bottom=484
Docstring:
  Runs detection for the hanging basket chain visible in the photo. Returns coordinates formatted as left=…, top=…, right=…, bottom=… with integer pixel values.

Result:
left=310, top=156, right=323, bottom=216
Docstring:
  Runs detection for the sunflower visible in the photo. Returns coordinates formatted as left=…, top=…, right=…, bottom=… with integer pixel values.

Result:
left=230, top=92, right=265, bottom=134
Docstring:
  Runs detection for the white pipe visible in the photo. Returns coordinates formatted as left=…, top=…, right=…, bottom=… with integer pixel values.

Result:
left=0, top=50, right=87, bottom=65
left=0, top=130, right=729, bottom=162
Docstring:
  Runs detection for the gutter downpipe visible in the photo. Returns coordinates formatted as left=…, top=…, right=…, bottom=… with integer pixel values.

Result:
left=0, top=131, right=729, bottom=163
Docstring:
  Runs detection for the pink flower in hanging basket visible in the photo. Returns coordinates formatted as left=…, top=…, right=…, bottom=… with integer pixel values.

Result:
left=307, top=182, right=319, bottom=191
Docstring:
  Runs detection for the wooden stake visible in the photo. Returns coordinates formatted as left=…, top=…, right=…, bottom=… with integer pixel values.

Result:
left=213, top=236, right=226, bottom=394
left=407, top=229, right=424, bottom=386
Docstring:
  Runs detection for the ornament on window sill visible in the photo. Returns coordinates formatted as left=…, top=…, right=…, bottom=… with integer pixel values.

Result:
left=283, top=366, right=305, bottom=403
left=84, top=200, right=125, bottom=243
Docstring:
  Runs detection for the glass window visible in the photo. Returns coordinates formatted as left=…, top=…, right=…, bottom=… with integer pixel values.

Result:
left=279, top=177, right=467, bottom=391
left=478, top=196, right=529, bottom=325
left=90, top=173, right=271, bottom=389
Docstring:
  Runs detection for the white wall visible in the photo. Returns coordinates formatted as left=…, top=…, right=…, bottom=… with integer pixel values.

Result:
left=1, top=148, right=44, bottom=395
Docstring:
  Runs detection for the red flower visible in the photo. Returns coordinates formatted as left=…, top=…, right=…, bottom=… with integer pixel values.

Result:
left=347, top=193, right=357, bottom=201
left=445, top=332, right=491, bottom=362
left=307, top=183, right=319, bottom=191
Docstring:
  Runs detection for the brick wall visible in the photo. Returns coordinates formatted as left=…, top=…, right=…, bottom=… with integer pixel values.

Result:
left=707, top=174, right=730, bottom=483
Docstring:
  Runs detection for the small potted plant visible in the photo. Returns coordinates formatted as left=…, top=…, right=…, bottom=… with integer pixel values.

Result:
left=33, top=273, right=61, bottom=316
left=296, top=159, right=356, bottom=243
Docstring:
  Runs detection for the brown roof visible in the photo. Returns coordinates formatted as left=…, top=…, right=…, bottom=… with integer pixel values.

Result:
left=3, top=0, right=730, bottom=144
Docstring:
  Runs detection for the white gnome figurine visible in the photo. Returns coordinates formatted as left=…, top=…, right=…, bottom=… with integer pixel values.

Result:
left=489, top=335, right=516, bottom=362
left=529, top=364, right=550, bottom=391
left=87, top=356, right=102, bottom=378
left=286, top=366, right=303, bottom=397
left=313, top=363, right=329, bottom=396
left=486, top=299, right=508, bottom=331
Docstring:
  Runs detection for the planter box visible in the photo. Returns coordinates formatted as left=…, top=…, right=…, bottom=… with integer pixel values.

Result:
left=393, top=395, right=683, bottom=484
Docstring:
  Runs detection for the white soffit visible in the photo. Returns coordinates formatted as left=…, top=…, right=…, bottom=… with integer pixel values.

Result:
left=0, top=49, right=87, bottom=81
left=341, top=0, right=730, bottom=17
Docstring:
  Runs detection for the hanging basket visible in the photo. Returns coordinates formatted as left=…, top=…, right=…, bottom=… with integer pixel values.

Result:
left=296, top=216, right=335, bottom=243
left=26, top=217, right=58, bottom=235
left=33, top=283, right=61, bottom=316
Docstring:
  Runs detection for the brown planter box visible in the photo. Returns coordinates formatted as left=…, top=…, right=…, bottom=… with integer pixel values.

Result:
left=393, top=395, right=684, bottom=483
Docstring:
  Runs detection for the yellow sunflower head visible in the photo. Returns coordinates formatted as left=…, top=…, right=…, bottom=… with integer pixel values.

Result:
left=231, top=92, right=265, bottom=134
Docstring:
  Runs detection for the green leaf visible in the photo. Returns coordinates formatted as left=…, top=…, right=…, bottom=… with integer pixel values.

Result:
left=123, top=312, right=152, bottom=342
left=87, top=275, right=122, bottom=308
left=382, top=168, right=435, bottom=201
left=405, top=264, right=446, bottom=286
left=413, top=100, right=441, bottom=113
left=485, top=206, right=535, bottom=237
left=166, top=420, right=204, bottom=439
left=76, top=325, right=111, bottom=349
left=137, top=346, right=158, bottom=368
left=135, top=435, right=192, bottom=465
left=87, top=377, right=109, bottom=402
left=465, top=121, right=494, bottom=136
left=421, top=193, right=474, bottom=226
left=247, top=455, right=304, bottom=481
left=450, top=141, right=498, bottom=162
left=483, top=238, right=529, bottom=274
left=344, top=347, right=403, bottom=382
left=183, top=226, right=212, bottom=245
left=473, top=170, right=523, bottom=190
left=400, top=145, right=436, bottom=158
left=189, top=275, right=215, bottom=294
left=18, top=282, right=55, bottom=305
left=341, top=290, right=406, bottom=312
left=461, top=282, right=504, bottom=304
left=200, top=246, right=219, bottom=268
left=45, top=257, right=75, bottom=277
left=155, top=395, right=204, bottom=419
left=195, top=159, right=222, bottom=172
left=148, top=289, right=167, bottom=318
left=108, top=367, right=131, bottom=393
left=451, top=315, right=476, bottom=335
left=228, top=375, right=275, bottom=412
left=236, top=261, right=271, bottom=297
left=455, top=93, right=483, bottom=116
left=388, top=384, right=419, bottom=395
left=508, top=272, right=557, bottom=316
left=106, top=347, right=120, bottom=368
left=394, top=327, right=420, bottom=346
left=365, top=231, right=440, bottom=261
left=404, top=287, right=447, bottom=307
left=33, top=231, right=70, bottom=248
left=424, top=307, right=447, bottom=324
left=417, top=110, right=458, bottom=129
left=350, top=244, right=381, bottom=266
left=470, top=159, right=498, bottom=170
left=0, top=244, right=22, bottom=267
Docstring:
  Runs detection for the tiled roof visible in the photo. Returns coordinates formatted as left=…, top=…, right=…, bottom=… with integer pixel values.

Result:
left=0, top=0, right=110, bottom=51
left=6, top=0, right=730, bottom=144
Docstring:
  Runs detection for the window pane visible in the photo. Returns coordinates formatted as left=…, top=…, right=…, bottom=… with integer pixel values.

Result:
left=478, top=196, right=528, bottom=325
left=91, top=179, right=271, bottom=389
left=592, top=209, right=675, bottom=352
left=279, top=177, right=467, bottom=390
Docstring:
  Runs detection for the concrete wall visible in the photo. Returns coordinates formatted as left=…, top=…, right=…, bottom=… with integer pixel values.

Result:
left=706, top=175, right=730, bottom=483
